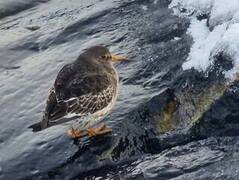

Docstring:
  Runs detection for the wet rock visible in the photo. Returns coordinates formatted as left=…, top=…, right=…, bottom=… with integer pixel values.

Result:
left=25, top=25, right=41, bottom=31
left=127, top=136, right=239, bottom=180
left=82, top=137, right=239, bottom=179
left=212, top=51, right=234, bottom=72
left=1, top=0, right=239, bottom=179
left=191, top=81, right=239, bottom=138
left=0, top=0, right=49, bottom=19
left=131, top=137, right=225, bottom=179
left=0, top=65, right=20, bottom=70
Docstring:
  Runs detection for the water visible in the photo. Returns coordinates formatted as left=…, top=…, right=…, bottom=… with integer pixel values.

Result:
left=1, top=0, right=239, bottom=179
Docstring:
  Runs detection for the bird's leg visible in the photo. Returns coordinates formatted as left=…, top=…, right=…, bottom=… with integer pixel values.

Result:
left=67, top=123, right=112, bottom=138
left=67, top=126, right=88, bottom=139
left=234, top=73, right=239, bottom=81
left=86, top=123, right=112, bottom=137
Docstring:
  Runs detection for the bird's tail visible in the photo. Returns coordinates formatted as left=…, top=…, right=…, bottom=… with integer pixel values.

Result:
left=29, top=87, right=55, bottom=132
left=29, top=114, right=49, bottom=132
left=29, top=121, right=42, bottom=132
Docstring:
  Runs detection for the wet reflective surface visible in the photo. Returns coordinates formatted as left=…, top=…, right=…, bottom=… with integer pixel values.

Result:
left=1, top=0, right=239, bottom=179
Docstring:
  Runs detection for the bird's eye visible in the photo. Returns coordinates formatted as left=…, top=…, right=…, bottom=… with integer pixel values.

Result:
left=101, top=55, right=107, bottom=59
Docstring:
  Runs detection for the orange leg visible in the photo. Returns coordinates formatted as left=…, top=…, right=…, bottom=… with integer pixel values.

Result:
left=235, top=74, right=239, bottom=81
left=67, top=127, right=87, bottom=138
left=67, top=123, right=112, bottom=139
left=86, top=123, right=112, bottom=137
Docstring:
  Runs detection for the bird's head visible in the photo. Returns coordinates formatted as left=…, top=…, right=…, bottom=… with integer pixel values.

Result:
left=83, top=45, right=127, bottom=64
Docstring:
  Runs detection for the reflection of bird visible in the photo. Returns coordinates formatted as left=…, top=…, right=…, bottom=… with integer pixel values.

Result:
left=32, top=46, right=127, bottom=138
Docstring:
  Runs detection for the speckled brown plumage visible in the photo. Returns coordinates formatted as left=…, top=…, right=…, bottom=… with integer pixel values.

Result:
left=40, top=46, right=119, bottom=130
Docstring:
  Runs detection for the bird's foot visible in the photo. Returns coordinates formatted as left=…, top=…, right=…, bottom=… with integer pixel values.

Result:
left=86, top=123, right=112, bottom=137
left=234, top=73, right=239, bottom=81
left=67, top=127, right=87, bottom=139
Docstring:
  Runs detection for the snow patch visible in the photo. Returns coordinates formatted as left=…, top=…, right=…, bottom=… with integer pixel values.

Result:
left=169, top=0, right=239, bottom=79
left=182, top=18, right=227, bottom=71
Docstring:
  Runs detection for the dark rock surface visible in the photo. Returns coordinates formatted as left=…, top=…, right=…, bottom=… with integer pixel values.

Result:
left=0, top=0, right=49, bottom=19
left=0, top=0, right=239, bottom=180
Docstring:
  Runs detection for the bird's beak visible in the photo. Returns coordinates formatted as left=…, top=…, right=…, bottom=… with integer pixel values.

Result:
left=110, top=54, right=127, bottom=62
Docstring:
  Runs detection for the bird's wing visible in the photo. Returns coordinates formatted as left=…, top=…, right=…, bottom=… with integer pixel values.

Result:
left=41, top=87, right=69, bottom=128
left=64, top=83, right=115, bottom=115
left=54, top=64, right=113, bottom=100
left=54, top=64, right=113, bottom=101
left=53, top=63, right=75, bottom=101
left=42, top=65, right=116, bottom=127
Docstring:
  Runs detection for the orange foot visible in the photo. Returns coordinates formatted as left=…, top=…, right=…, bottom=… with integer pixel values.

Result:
left=87, top=123, right=112, bottom=137
left=235, top=73, right=239, bottom=81
left=67, top=127, right=87, bottom=139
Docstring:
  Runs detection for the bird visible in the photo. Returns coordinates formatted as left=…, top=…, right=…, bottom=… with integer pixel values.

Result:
left=31, top=45, right=127, bottom=138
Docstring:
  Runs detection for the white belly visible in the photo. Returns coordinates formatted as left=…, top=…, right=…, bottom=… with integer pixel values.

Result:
left=92, top=93, right=117, bottom=118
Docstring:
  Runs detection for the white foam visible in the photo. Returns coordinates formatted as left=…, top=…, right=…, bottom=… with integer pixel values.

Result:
left=169, top=0, right=239, bottom=79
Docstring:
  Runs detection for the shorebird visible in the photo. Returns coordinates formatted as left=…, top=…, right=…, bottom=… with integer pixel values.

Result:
left=32, top=46, right=126, bottom=138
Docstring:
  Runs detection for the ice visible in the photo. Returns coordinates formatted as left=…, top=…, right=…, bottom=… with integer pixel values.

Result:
left=169, top=0, right=239, bottom=79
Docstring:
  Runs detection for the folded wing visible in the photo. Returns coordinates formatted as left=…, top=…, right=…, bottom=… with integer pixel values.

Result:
left=41, top=64, right=116, bottom=128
